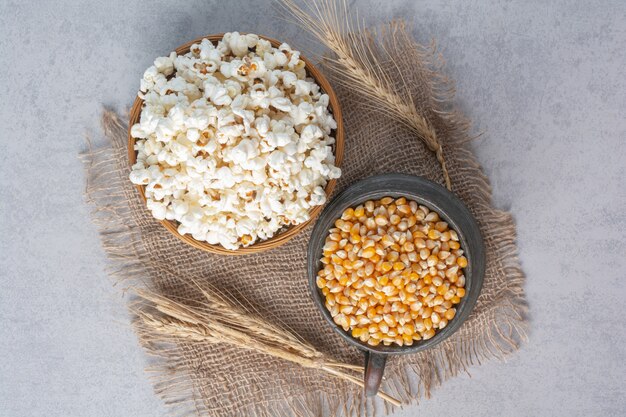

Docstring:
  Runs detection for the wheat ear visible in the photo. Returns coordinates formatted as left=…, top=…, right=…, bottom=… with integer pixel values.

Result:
left=277, top=0, right=451, bottom=190
left=132, top=287, right=401, bottom=406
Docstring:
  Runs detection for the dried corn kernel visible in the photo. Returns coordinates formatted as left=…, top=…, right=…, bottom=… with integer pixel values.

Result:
left=317, top=197, right=468, bottom=347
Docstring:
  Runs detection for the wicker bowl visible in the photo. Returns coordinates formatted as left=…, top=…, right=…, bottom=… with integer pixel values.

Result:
left=128, top=34, right=344, bottom=255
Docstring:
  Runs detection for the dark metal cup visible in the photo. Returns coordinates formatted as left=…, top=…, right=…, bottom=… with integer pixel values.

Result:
left=307, top=174, right=485, bottom=396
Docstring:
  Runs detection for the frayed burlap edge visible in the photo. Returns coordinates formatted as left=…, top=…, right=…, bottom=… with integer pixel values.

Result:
left=81, top=21, right=527, bottom=417
left=82, top=111, right=388, bottom=417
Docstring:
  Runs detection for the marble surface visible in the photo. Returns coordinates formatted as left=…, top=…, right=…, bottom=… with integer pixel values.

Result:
left=1, top=0, right=625, bottom=416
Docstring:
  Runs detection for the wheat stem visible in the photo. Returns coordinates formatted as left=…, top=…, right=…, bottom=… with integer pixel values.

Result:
left=133, top=288, right=401, bottom=406
left=277, top=0, right=452, bottom=190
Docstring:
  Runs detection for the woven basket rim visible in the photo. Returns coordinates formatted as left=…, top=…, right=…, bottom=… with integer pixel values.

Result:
left=127, top=33, right=344, bottom=255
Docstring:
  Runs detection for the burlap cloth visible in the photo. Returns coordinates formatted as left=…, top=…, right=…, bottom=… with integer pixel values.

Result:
left=83, top=22, right=527, bottom=417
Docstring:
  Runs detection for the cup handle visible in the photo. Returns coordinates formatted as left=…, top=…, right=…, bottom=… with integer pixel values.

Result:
left=364, top=351, right=387, bottom=397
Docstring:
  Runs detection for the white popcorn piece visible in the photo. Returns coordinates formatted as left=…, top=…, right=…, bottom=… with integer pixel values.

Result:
left=129, top=32, right=341, bottom=249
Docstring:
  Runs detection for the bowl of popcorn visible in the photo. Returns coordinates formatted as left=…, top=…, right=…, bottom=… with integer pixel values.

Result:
left=128, top=32, right=343, bottom=254
left=306, top=173, right=485, bottom=396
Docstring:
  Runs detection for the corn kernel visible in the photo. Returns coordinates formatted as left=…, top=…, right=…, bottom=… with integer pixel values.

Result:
left=444, top=309, right=456, bottom=321
left=375, top=215, right=388, bottom=226
left=381, top=262, right=393, bottom=272
left=428, top=229, right=441, bottom=240
left=424, top=317, right=433, bottom=330
left=393, top=262, right=405, bottom=271
left=423, top=329, right=435, bottom=340
left=342, top=208, right=354, bottom=220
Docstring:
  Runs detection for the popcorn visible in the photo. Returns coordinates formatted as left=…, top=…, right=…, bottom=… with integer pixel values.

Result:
left=130, top=32, right=341, bottom=250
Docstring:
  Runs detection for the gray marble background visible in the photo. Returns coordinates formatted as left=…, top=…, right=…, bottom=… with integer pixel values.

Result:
left=1, top=0, right=625, bottom=416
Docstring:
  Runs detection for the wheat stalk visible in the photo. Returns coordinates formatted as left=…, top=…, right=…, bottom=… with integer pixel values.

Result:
left=277, top=0, right=452, bottom=190
left=132, top=286, right=401, bottom=406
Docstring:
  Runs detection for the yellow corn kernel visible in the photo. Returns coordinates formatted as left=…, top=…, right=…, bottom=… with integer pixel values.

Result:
left=361, top=247, right=376, bottom=258
left=381, top=262, right=393, bottom=273
left=449, top=240, right=460, bottom=250
left=342, top=208, right=355, bottom=220
left=424, top=317, right=433, bottom=330
left=405, top=282, right=417, bottom=294
left=340, top=221, right=353, bottom=233
left=374, top=215, right=388, bottom=226
left=383, top=314, right=397, bottom=326
left=393, top=262, right=405, bottom=271
left=409, top=301, right=422, bottom=312
left=444, top=308, right=456, bottom=320
left=457, top=256, right=468, bottom=268
left=352, top=327, right=364, bottom=338
left=456, top=287, right=466, bottom=297
left=329, top=233, right=342, bottom=242
left=428, top=229, right=441, bottom=240
left=423, top=329, right=435, bottom=340
left=381, top=234, right=395, bottom=247
left=457, top=275, right=466, bottom=287
left=323, top=241, right=338, bottom=252
left=451, top=295, right=461, bottom=304
left=434, top=305, right=446, bottom=314
left=435, top=221, right=448, bottom=232
left=398, top=204, right=411, bottom=215
left=364, top=277, right=376, bottom=288
left=425, top=212, right=439, bottom=222
left=380, top=197, right=394, bottom=205
left=379, top=322, right=390, bottom=334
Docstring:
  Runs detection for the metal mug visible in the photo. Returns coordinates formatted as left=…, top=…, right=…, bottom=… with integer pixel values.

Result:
left=307, top=173, right=485, bottom=396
